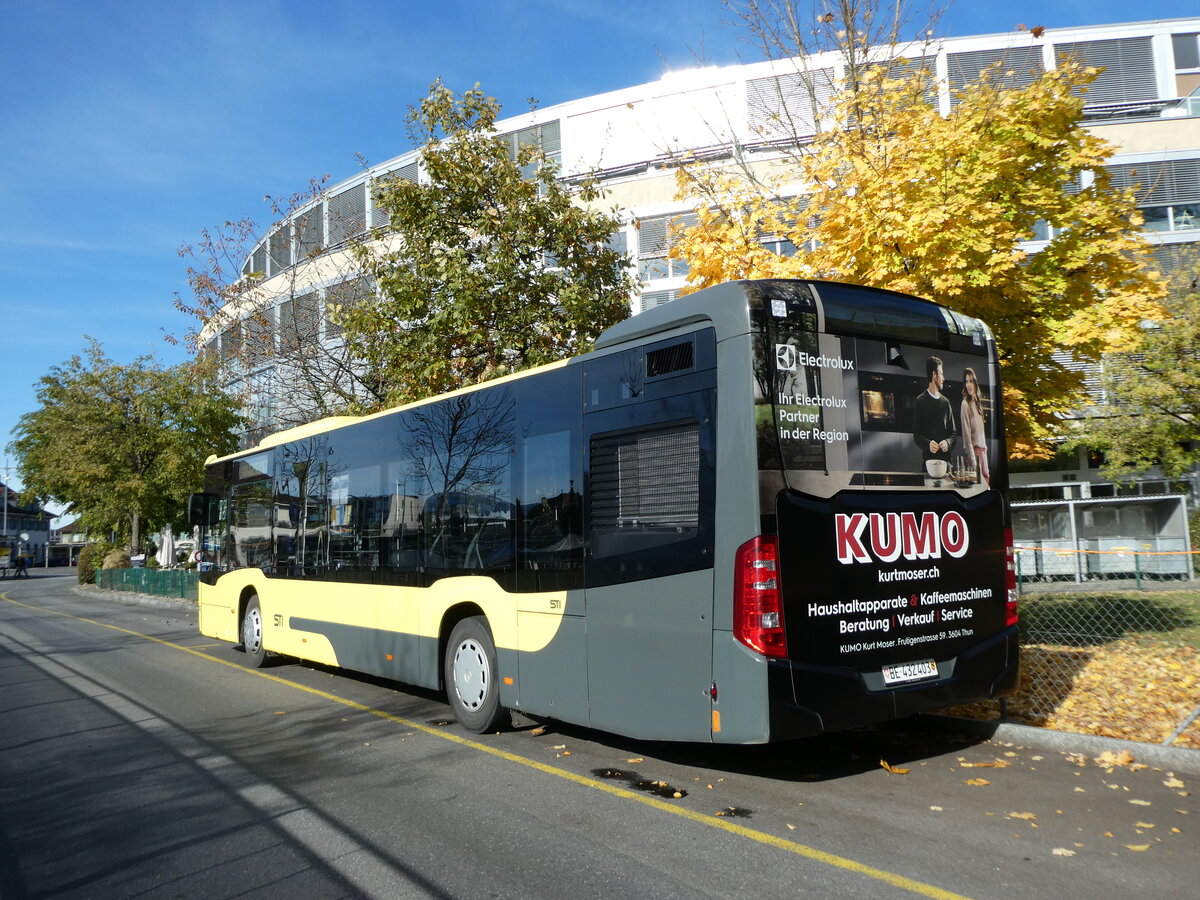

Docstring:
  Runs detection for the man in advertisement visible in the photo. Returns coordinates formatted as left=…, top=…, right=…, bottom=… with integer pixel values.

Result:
left=912, top=356, right=957, bottom=465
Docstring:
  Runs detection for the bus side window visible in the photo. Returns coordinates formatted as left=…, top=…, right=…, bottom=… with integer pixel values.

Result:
left=588, top=417, right=712, bottom=584
left=518, top=429, right=584, bottom=590
left=231, top=479, right=273, bottom=571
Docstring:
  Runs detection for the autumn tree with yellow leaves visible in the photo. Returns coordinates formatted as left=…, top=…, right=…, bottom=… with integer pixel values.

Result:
left=672, top=14, right=1165, bottom=456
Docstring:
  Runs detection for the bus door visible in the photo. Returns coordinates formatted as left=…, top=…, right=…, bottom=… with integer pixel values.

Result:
left=582, top=333, right=718, bottom=741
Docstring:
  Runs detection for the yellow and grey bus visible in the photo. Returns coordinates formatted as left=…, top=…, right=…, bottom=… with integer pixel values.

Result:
left=191, top=279, right=1018, bottom=742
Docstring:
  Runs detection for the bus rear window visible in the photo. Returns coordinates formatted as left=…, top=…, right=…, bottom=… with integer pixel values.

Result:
left=815, top=282, right=949, bottom=346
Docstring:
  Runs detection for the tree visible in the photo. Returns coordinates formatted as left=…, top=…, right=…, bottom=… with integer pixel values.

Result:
left=343, top=81, right=636, bottom=407
left=1074, top=255, right=1200, bottom=479
left=671, top=1, right=1166, bottom=456
left=9, top=342, right=245, bottom=550
left=173, top=179, right=393, bottom=433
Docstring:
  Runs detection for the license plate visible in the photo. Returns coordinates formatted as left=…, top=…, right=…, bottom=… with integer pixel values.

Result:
left=882, top=659, right=938, bottom=685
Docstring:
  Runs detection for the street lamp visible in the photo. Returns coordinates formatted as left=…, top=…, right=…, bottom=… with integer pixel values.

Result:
left=1, top=454, right=11, bottom=540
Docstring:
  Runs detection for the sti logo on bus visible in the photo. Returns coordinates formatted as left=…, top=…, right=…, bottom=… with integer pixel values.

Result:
left=835, top=511, right=969, bottom=565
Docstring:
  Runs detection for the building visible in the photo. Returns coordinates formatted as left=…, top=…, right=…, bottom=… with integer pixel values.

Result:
left=201, top=17, right=1200, bottom=567
left=1, top=481, right=52, bottom=567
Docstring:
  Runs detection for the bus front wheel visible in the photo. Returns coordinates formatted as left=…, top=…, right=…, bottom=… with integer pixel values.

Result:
left=444, top=617, right=506, bottom=733
left=241, top=595, right=268, bottom=668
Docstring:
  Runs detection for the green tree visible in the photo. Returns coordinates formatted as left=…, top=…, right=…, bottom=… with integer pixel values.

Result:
left=671, top=2, right=1166, bottom=457
left=1076, top=256, right=1200, bottom=479
left=344, top=81, right=635, bottom=407
left=10, top=342, right=245, bottom=550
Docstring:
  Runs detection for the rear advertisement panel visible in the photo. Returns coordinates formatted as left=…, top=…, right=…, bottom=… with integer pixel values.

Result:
left=752, top=282, right=1008, bottom=673
left=776, top=488, right=1007, bottom=669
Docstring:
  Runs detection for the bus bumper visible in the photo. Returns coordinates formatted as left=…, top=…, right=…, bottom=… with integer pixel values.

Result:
left=767, top=625, right=1020, bottom=740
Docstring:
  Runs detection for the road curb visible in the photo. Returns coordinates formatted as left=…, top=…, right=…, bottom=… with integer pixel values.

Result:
left=916, top=713, right=1200, bottom=775
left=70, top=584, right=197, bottom=613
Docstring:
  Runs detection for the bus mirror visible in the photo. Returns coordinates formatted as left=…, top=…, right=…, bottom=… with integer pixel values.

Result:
left=188, top=493, right=218, bottom=527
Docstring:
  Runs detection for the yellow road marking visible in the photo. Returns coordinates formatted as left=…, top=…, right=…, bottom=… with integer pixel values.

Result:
left=2, top=592, right=971, bottom=900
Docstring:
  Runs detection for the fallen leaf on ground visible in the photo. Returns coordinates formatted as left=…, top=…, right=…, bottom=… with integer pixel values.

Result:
left=1008, top=812, right=1038, bottom=820
left=1052, top=848, right=1076, bottom=857
left=1130, top=799, right=1152, bottom=806
left=965, top=778, right=991, bottom=786
left=1124, top=844, right=1151, bottom=852
left=1095, top=750, right=1136, bottom=768
left=529, top=727, right=546, bottom=736
left=881, top=759, right=910, bottom=775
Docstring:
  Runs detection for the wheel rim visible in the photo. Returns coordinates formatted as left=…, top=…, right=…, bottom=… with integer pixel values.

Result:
left=451, top=638, right=490, bottom=711
left=243, top=606, right=262, bottom=654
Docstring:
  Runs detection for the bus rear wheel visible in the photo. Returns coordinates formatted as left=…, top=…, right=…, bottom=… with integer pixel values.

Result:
left=241, top=595, right=268, bottom=668
left=444, top=617, right=506, bottom=733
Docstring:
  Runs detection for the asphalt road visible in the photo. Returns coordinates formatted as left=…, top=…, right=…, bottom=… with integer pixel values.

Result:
left=1, top=572, right=1196, bottom=899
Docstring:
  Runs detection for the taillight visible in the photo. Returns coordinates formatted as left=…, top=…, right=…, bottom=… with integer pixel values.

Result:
left=734, top=535, right=787, bottom=658
left=1004, top=527, right=1019, bottom=627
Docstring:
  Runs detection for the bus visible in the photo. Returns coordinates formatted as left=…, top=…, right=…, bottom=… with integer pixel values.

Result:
left=191, top=279, right=1018, bottom=743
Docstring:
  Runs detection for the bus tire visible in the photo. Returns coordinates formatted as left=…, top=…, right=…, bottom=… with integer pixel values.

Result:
left=241, top=595, right=268, bottom=668
left=444, top=616, right=506, bottom=733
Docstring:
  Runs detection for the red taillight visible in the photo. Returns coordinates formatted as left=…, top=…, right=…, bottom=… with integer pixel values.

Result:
left=734, top=535, right=787, bottom=658
left=1004, top=527, right=1019, bottom=627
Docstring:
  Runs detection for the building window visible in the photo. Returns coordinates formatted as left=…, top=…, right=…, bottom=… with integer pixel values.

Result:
left=946, top=46, right=1044, bottom=101
left=370, top=161, right=419, bottom=230
left=1108, top=158, right=1200, bottom=231
left=268, top=226, right=292, bottom=277
left=251, top=244, right=268, bottom=278
left=327, top=184, right=367, bottom=246
left=1172, top=32, right=1200, bottom=78
left=245, top=310, right=275, bottom=365
left=640, top=290, right=677, bottom=312
left=761, top=236, right=797, bottom=257
left=221, top=321, right=242, bottom=361
left=279, top=291, right=320, bottom=352
left=295, top=205, right=324, bottom=260
left=636, top=212, right=697, bottom=281
left=324, top=276, right=375, bottom=340
left=1141, top=204, right=1200, bottom=232
left=1056, top=36, right=1157, bottom=105
left=500, top=120, right=562, bottom=179
left=746, top=68, right=837, bottom=140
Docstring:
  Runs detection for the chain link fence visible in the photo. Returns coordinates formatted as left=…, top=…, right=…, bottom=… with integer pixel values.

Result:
left=952, top=548, right=1200, bottom=748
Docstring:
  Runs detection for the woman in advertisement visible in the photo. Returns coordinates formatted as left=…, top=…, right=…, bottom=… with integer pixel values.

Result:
left=960, top=367, right=989, bottom=485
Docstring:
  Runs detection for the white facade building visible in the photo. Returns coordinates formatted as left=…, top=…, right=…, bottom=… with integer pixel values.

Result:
left=207, top=16, right=1200, bottom=528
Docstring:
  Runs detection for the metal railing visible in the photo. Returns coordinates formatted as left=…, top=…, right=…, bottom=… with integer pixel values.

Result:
left=97, top=568, right=198, bottom=601
left=1015, top=544, right=1195, bottom=590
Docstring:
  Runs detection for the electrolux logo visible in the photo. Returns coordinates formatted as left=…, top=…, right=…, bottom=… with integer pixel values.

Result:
left=775, top=345, right=855, bottom=372
left=776, top=343, right=796, bottom=371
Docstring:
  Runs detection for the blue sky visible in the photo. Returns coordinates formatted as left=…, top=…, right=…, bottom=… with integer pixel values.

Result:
left=1, top=0, right=1196, bottom=501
